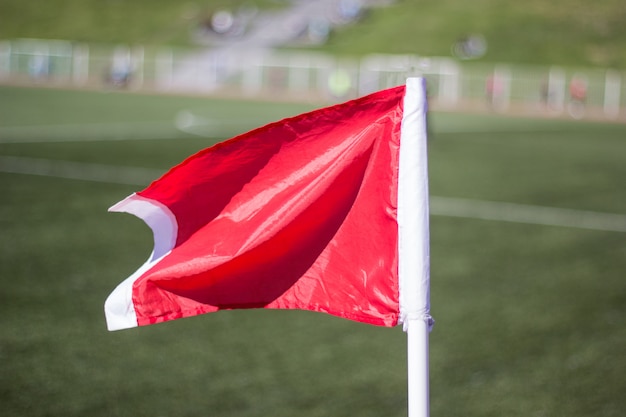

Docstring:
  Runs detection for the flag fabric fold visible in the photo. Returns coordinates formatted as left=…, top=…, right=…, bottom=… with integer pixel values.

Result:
left=105, top=78, right=430, bottom=332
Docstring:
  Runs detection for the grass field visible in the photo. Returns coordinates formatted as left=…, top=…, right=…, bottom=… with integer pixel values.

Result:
left=1, top=86, right=625, bottom=417
left=321, top=0, right=626, bottom=68
left=2, top=0, right=626, bottom=68
left=0, top=0, right=283, bottom=46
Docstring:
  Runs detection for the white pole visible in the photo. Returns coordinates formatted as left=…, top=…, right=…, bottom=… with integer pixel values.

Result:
left=438, top=59, right=459, bottom=107
left=604, top=69, right=621, bottom=119
left=156, top=48, right=173, bottom=90
left=71, top=44, right=89, bottom=86
left=399, top=77, right=432, bottom=417
left=407, top=317, right=431, bottom=417
left=131, top=46, right=145, bottom=90
left=0, top=41, right=11, bottom=79
left=548, top=67, right=566, bottom=113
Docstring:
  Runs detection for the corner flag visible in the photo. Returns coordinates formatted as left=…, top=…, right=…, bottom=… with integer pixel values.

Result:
left=105, top=78, right=430, bottom=334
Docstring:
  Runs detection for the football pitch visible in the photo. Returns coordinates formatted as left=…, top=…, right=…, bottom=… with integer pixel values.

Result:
left=1, top=86, right=625, bottom=417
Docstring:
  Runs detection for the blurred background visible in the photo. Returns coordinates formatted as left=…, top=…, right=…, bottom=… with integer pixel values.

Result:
left=1, top=1, right=625, bottom=417
left=1, top=0, right=626, bottom=119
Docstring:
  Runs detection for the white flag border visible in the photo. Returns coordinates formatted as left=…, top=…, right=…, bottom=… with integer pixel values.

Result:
left=104, top=193, right=178, bottom=331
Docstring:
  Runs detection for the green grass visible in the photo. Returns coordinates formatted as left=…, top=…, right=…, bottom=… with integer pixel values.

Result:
left=1, top=86, right=625, bottom=417
left=1, top=0, right=626, bottom=67
left=0, top=0, right=285, bottom=46
left=0, top=87, right=317, bottom=128
left=427, top=117, right=626, bottom=211
left=321, top=0, right=626, bottom=68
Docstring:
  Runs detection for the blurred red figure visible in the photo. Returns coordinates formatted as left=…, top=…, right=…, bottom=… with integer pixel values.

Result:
left=568, top=75, right=587, bottom=118
left=485, top=72, right=503, bottom=109
left=569, top=76, right=587, bottom=102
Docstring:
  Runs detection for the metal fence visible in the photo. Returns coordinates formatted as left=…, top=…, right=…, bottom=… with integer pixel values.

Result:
left=1, top=38, right=624, bottom=121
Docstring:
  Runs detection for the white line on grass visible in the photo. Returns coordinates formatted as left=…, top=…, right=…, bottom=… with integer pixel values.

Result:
left=174, top=110, right=279, bottom=137
left=0, top=156, right=165, bottom=186
left=0, top=113, right=567, bottom=144
left=431, top=196, right=626, bottom=233
left=429, top=123, right=568, bottom=135
left=0, top=121, right=182, bottom=143
left=0, top=113, right=273, bottom=143
left=2, top=156, right=625, bottom=233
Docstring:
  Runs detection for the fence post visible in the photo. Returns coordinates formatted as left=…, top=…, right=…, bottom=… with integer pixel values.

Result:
left=358, top=55, right=382, bottom=96
left=604, top=70, right=621, bottom=119
left=132, top=46, right=144, bottom=90
left=241, top=50, right=261, bottom=95
left=495, top=65, right=511, bottom=111
left=548, top=67, right=566, bottom=113
left=0, top=41, right=10, bottom=79
left=71, top=44, right=89, bottom=86
left=288, top=53, right=311, bottom=94
left=156, top=48, right=173, bottom=90
left=438, top=59, right=459, bottom=107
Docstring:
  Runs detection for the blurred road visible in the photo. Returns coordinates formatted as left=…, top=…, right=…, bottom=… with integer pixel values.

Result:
left=169, top=0, right=385, bottom=91
left=205, top=0, right=372, bottom=48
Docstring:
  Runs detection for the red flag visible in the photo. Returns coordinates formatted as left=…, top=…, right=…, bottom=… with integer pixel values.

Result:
left=105, top=78, right=430, bottom=331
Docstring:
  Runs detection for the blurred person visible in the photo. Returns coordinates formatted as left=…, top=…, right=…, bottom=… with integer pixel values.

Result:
left=28, top=53, right=50, bottom=80
left=568, top=75, right=587, bottom=118
left=106, top=49, right=132, bottom=88
left=485, top=72, right=503, bottom=109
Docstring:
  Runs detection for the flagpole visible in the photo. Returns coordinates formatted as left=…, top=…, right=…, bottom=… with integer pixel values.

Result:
left=399, top=77, right=431, bottom=417
left=407, top=316, right=431, bottom=417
